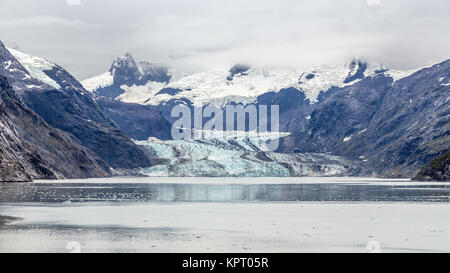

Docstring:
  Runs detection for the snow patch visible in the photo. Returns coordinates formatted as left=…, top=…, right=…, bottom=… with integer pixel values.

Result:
left=83, top=61, right=421, bottom=107
left=386, top=68, right=421, bottom=82
left=145, top=64, right=420, bottom=106
left=117, top=81, right=167, bottom=104
left=7, top=48, right=61, bottom=90
left=81, top=71, right=114, bottom=92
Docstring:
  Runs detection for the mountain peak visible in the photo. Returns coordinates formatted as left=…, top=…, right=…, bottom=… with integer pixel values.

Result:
left=82, top=54, right=171, bottom=98
left=109, top=53, right=138, bottom=72
left=119, top=52, right=135, bottom=63
left=108, top=53, right=141, bottom=86
left=344, top=60, right=368, bottom=83
left=0, top=40, right=11, bottom=58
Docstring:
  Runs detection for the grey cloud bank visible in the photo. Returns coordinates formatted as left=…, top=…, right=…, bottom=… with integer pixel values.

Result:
left=0, top=0, right=449, bottom=79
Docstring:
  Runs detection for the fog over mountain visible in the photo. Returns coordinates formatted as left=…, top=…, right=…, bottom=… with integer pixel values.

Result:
left=1, top=0, right=449, bottom=79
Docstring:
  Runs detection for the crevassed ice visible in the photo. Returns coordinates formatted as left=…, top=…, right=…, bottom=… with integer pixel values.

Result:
left=137, top=138, right=291, bottom=177
left=134, top=130, right=362, bottom=177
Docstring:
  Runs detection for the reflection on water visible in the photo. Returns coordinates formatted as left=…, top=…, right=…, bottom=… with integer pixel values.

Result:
left=0, top=182, right=450, bottom=203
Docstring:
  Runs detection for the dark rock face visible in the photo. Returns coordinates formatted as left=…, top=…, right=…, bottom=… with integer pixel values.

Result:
left=414, top=150, right=450, bottom=181
left=279, top=75, right=393, bottom=154
left=362, top=60, right=449, bottom=177
left=157, top=98, right=194, bottom=126
left=155, top=87, right=183, bottom=96
left=23, top=76, right=151, bottom=169
left=0, top=75, right=108, bottom=181
left=96, top=54, right=170, bottom=99
left=94, top=83, right=126, bottom=100
left=94, top=54, right=140, bottom=99
left=227, top=64, right=251, bottom=81
left=97, top=97, right=172, bottom=141
left=0, top=42, right=151, bottom=170
left=109, top=53, right=143, bottom=87
left=280, top=60, right=450, bottom=177
left=20, top=89, right=151, bottom=169
left=256, top=87, right=313, bottom=133
left=344, top=60, right=368, bottom=83
left=155, top=87, right=312, bottom=134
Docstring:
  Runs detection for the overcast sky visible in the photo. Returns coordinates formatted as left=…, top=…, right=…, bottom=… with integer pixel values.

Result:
left=1, top=0, right=449, bottom=79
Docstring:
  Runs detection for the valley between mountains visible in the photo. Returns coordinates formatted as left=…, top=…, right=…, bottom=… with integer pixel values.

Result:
left=0, top=40, right=448, bottom=181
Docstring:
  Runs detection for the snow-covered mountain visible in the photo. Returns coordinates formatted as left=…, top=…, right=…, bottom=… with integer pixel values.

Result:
left=82, top=53, right=170, bottom=100
left=279, top=59, right=450, bottom=177
left=0, top=41, right=110, bottom=181
left=0, top=74, right=109, bottom=181
left=0, top=42, right=152, bottom=171
left=82, top=54, right=420, bottom=107
left=1, top=41, right=446, bottom=180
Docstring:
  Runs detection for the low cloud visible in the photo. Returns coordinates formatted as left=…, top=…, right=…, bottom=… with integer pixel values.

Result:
left=366, top=0, right=382, bottom=6
left=0, top=16, right=95, bottom=28
left=0, top=0, right=448, bottom=79
left=66, top=0, right=82, bottom=6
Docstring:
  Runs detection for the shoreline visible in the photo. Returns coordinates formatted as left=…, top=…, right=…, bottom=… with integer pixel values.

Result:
left=31, top=176, right=443, bottom=185
left=3, top=175, right=447, bottom=184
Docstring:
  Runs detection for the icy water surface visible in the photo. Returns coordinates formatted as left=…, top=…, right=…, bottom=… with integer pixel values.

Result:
left=0, top=177, right=449, bottom=203
left=1, top=177, right=450, bottom=253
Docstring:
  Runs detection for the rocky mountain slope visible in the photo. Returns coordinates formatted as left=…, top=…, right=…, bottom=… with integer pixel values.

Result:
left=96, top=96, right=172, bottom=141
left=82, top=53, right=420, bottom=137
left=280, top=60, right=450, bottom=177
left=82, top=53, right=170, bottom=100
left=1, top=41, right=446, bottom=180
left=414, top=150, right=450, bottom=182
left=0, top=75, right=108, bottom=181
left=82, top=52, right=448, bottom=178
left=0, top=41, right=151, bottom=170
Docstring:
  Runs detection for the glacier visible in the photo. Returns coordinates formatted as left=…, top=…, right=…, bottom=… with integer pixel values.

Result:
left=136, top=132, right=367, bottom=177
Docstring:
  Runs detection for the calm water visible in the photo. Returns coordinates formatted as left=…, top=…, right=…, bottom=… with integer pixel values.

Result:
left=1, top=178, right=450, bottom=203
left=1, top=178, right=450, bottom=253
